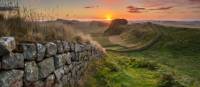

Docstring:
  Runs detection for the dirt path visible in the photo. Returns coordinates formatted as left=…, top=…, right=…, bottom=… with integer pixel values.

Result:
left=108, top=35, right=137, bottom=48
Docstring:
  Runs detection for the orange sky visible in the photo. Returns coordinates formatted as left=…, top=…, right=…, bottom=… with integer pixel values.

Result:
left=19, top=0, right=200, bottom=20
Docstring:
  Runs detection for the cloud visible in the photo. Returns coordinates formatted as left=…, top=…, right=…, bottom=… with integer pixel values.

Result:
left=191, top=6, right=200, bottom=8
left=84, top=6, right=94, bottom=9
left=84, top=5, right=99, bottom=9
left=126, top=5, right=146, bottom=13
left=149, top=6, right=173, bottom=10
left=189, top=0, right=200, bottom=3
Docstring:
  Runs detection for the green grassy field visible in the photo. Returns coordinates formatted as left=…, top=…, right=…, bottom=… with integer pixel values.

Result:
left=85, top=52, right=159, bottom=87
left=87, top=25, right=200, bottom=87
left=85, top=52, right=190, bottom=87
left=126, top=27, right=200, bottom=86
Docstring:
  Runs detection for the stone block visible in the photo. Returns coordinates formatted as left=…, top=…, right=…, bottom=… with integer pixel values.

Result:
left=61, top=75, right=69, bottom=86
left=62, top=41, right=70, bottom=52
left=0, top=37, right=16, bottom=51
left=70, top=52, right=76, bottom=61
left=45, top=42, right=57, bottom=57
left=54, top=54, right=67, bottom=69
left=75, top=43, right=82, bottom=52
left=22, top=43, right=37, bottom=60
left=54, top=82, right=63, bottom=87
left=1, top=53, right=24, bottom=69
left=54, top=67, right=65, bottom=81
left=38, top=57, right=55, bottom=79
left=69, top=42, right=75, bottom=51
left=36, top=43, right=46, bottom=61
left=45, top=74, right=55, bottom=87
left=56, top=41, right=64, bottom=53
left=32, top=80, right=44, bottom=87
left=0, top=70, right=24, bottom=87
left=24, top=61, right=39, bottom=82
left=63, top=53, right=72, bottom=65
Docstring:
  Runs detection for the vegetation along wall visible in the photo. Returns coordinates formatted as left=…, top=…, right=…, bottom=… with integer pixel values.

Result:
left=0, top=37, right=103, bottom=87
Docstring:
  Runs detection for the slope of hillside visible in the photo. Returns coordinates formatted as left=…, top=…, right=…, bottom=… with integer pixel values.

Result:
left=92, top=23, right=200, bottom=87
left=126, top=26, right=200, bottom=86
left=105, top=22, right=163, bottom=51
left=85, top=52, right=186, bottom=87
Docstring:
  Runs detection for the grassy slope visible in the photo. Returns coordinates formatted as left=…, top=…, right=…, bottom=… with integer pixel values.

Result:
left=89, top=25, right=200, bottom=87
left=85, top=52, right=160, bottom=87
left=126, top=27, right=200, bottom=82
left=120, top=24, right=157, bottom=45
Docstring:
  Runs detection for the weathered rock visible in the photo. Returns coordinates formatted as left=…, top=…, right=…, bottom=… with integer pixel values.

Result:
left=22, top=43, right=37, bottom=60
left=36, top=43, right=46, bottom=61
left=69, top=79, right=75, bottom=87
left=61, top=75, right=69, bottom=86
left=45, top=74, right=55, bottom=87
left=1, top=53, right=24, bottom=69
left=56, top=41, right=64, bottom=53
left=70, top=52, right=76, bottom=61
left=0, top=70, right=24, bottom=87
left=24, top=61, right=39, bottom=82
left=0, top=62, right=1, bottom=70
left=79, top=51, right=87, bottom=60
left=0, top=39, right=103, bottom=87
left=0, top=37, right=15, bottom=50
left=32, top=80, right=44, bottom=87
left=68, top=64, right=73, bottom=71
left=54, top=82, right=63, bottom=87
left=69, top=42, right=75, bottom=51
left=0, top=45, right=10, bottom=57
left=75, top=43, right=82, bottom=52
left=54, top=54, right=67, bottom=69
left=104, top=19, right=128, bottom=35
left=63, top=65, right=70, bottom=74
left=71, top=67, right=77, bottom=79
left=54, top=67, right=65, bottom=81
left=38, top=57, right=55, bottom=79
left=64, top=52, right=72, bottom=65
left=62, top=41, right=70, bottom=52
left=45, top=42, right=57, bottom=57
left=110, top=19, right=128, bottom=26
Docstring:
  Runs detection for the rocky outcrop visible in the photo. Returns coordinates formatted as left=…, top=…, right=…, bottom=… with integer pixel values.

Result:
left=104, top=19, right=129, bottom=35
left=110, top=19, right=128, bottom=27
left=0, top=37, right=103, bottom=87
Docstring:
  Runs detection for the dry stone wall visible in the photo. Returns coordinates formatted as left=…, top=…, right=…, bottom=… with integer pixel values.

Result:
left=0, top=37, right=103, bottom=87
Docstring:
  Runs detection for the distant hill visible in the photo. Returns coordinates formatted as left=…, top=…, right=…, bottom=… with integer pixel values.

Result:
left=120, top=22, right=159, bottom=45
left=104, top=19, right=161, bottom=45
left=143, top=21, right=200, bottom=28
left=104, top=19, right=129, bottom=35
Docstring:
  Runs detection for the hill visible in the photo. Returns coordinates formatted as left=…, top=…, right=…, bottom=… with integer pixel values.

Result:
left=91, top=21, right=200, bottom=87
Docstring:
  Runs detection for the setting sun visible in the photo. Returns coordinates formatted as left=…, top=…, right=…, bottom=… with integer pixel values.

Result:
left=105, top=14, right=113, bottom=21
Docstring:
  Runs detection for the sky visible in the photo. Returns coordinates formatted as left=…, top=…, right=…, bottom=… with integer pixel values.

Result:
left=18, top=0, right=200, bottom=20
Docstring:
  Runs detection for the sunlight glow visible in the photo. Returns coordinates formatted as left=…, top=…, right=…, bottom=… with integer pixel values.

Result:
left=105, top=14, right=113, bottom=21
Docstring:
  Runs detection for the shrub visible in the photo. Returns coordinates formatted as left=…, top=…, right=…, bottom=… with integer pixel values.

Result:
left=132, top=59, right=159, bottom=70
left=104, top=62, right=120, bottom=72
left=0, top=16, right=76, bottom=42
left=157, top=73, right=184, bottom=87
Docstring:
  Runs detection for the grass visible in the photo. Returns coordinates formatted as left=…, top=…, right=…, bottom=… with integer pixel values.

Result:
left=0, top=16, right=77, bottom=42
left=91, top=33, right=112, bottom=46
left=120, top=23, right=157, bottom=45
left=91, top=24, right=200, bottom=87
left=84, top=52, right=188, bottom=87
left=84, top=52, right=160, bottom=87
left=125, top=27, right=200, bottom=86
